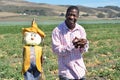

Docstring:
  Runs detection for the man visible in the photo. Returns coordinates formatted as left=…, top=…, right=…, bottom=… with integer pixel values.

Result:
left=52, top=6, right=89, bottom=80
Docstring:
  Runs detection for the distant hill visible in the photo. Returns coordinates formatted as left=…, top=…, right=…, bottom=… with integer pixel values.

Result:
left=0, top=0, right=67, bottom=16
left=0, top=0, right=120, bottom=20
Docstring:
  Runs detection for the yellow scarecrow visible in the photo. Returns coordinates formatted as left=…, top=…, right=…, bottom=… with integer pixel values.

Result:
left=22, top=19, right=46, bottom=80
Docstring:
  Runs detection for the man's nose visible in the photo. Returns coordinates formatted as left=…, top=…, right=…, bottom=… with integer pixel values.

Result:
left=70, top=15, right=74, bottom=19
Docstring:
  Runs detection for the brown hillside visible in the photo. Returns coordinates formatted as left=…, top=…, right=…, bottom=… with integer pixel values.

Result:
left=0, top=0, right=120, bottom=21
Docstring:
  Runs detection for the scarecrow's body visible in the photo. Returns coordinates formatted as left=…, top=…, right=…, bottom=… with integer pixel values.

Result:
left=22, top=46, right=42, bottom=80
left=22, top=19, right=45, bottom=80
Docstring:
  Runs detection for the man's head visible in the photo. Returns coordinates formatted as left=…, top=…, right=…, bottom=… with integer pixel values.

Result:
left=65, top=6, right=79, bottom=30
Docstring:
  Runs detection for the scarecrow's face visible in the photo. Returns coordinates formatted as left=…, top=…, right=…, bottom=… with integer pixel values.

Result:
left=23, top=32, right=41, bottom=45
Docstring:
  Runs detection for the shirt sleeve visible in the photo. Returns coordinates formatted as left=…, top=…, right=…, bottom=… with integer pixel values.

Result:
left=52, top=28, right=75, bottom=56
left=79, top=25, right=89, bottom=53
left=79, top=40, right=89, bottom=53
left=79, top=25, right=87, bottom=39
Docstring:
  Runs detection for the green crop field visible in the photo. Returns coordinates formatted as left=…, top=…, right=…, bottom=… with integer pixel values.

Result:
left=0, top=23, right=120, bottom=80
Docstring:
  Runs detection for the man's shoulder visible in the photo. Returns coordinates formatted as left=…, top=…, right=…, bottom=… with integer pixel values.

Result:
left=76, top=23, right=82, bottom=27
left=53, top=22, right=65, bottom=31
left=76, top=23, right=85, bottom=30
left=58, top=22, right=65, bottom=28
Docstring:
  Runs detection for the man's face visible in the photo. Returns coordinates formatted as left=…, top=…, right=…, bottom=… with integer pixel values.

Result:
left=65, top=9, right=79, bottom=29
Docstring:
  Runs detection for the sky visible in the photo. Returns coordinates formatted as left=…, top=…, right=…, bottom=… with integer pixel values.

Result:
left=25, top=0, right=120, bottom=8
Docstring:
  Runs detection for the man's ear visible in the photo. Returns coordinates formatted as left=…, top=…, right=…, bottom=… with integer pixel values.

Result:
left=65, top=14, right=67, bottom=18
left=77, top=15, right=79, bottom=18
left=65, top=15, right=67, bottom=18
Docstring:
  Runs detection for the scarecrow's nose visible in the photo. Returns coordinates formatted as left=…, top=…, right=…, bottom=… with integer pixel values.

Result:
left=31, top=38, right=34, bottom=40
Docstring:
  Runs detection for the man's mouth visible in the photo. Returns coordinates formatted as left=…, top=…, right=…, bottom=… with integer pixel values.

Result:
left=68, top=19, right=74, bottom=24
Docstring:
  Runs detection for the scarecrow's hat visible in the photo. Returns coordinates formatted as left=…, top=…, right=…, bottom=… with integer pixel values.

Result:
left=22, top=18, right=46, bottom=38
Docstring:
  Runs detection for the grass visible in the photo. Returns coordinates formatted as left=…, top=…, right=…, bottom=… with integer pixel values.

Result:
left=0, top=23, right=120, bottom=80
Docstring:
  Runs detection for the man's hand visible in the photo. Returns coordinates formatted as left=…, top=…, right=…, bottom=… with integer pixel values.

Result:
left=72, top=37, right=87, bottom=48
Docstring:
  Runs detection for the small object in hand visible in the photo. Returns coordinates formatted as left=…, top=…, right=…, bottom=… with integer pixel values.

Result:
left=72, top=37, right=87, bottom=48
left=72, top=37, right=79, bottom=48
left=77, top=39, right=87, bottom=48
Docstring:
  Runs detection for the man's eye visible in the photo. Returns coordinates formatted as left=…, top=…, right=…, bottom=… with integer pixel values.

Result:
left=67, top=14, right=71, bottom=16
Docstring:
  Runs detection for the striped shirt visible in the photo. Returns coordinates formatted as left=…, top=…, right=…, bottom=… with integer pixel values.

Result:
left=52, top=22, right=89, bottom=79
left=30, top=46, right=36, bottom=64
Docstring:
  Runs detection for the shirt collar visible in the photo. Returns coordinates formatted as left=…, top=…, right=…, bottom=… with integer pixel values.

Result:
left=63, top=21, right=79, bottom=31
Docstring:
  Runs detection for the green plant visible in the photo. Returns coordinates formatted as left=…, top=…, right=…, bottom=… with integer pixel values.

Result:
left=0, top=23, right=120, bottom=80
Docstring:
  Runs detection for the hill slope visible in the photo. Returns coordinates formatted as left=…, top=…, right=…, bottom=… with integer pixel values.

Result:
left=0, top=0, right=120, bottom=21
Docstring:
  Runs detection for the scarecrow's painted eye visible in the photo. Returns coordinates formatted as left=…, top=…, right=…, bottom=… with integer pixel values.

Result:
left=34, top=34, right=36, bottom=37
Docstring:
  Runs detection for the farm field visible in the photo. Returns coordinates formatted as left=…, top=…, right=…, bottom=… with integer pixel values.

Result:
left=0, top=15, right=120, bottom=26
left=0, top=22, right=120, bottom=80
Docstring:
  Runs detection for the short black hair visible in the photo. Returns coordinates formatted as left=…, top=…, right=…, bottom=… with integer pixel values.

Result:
left=66, top=6, right=79, bottom=15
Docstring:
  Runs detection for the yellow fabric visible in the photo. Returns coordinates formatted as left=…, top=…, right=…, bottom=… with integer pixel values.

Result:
left=22, top=19, right=46, bottom=38
left=22, top=46, right=43, bottom=74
